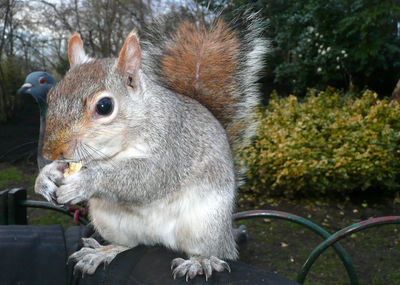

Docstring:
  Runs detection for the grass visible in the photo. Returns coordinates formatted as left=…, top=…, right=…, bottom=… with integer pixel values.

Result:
left=0, top=167, right=23, bottom=189
left=236, top=198, right=400, bottom=285
left=29, top=209, right=75, bottom=227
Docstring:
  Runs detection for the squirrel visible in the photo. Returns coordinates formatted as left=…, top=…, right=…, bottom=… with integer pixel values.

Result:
left=34, top=10, right=267, bottom=281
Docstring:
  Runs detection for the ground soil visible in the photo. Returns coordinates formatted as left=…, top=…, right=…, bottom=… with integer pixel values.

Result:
left=1, top=99, right=399, bottom=284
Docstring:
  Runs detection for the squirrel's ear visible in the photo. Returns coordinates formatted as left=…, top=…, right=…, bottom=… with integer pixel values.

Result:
left=68, top=33, right=90, bottom=68
left=117, top=31, right=141, bottom=87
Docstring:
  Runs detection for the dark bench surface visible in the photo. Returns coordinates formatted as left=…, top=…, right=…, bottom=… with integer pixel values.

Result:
left=0, top=225, right=298, bottom=285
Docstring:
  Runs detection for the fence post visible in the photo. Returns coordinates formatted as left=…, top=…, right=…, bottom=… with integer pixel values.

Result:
left=0, top=189, right=9, bottom=225
left=7, top=188, right=27, bottom=225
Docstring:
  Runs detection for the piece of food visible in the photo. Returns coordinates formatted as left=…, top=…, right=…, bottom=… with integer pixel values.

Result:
left=64, top=162, right=83, bottom=177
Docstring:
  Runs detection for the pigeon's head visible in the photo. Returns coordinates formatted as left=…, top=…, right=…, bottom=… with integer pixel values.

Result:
left=18, top=71, right=56, bottom=104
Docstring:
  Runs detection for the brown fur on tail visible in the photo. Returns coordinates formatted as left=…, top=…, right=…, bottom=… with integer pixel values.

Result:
left=161, top=20, right=239, bottom=131
left=142, top=11, right=268, bottom=154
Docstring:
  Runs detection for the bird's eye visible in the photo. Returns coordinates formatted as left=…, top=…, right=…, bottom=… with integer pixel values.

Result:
left=39, top=77, right=46, bottom=85
left=95, top=97, right=113, bottom=115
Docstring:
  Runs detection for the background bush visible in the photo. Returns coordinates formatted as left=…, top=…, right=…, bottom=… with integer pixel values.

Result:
left=0, top=58, right=25, bottom=123
left=239, top=89, right=400, bottom=198
left=202, top=0, right=400, bottom=97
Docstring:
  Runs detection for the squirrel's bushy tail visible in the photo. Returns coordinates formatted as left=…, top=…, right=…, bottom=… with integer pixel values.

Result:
left=143, top=10, right=268, bottom=151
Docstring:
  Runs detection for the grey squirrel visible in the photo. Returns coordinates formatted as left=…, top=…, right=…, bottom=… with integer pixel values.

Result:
left=34, top=10, right=267, bottom=280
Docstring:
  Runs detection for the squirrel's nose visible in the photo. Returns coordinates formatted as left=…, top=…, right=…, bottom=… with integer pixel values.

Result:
left=43, top=140, right=76, bottom=161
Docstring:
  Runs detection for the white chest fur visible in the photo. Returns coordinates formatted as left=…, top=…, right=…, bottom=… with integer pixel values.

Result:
left=88, top=184, right=231, bottom=254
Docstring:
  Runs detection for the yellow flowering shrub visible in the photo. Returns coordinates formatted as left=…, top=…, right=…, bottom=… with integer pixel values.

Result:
left=239, top=89, right=400, bottom=197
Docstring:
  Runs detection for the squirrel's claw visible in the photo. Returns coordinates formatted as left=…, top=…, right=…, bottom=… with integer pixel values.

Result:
left=34, top=160, right=66, bottom=205
left=187, top=261, right=202, bottom=281
left=172, top=259, right=192, bottom=280
left=171, top=256, right=230, bottom=281
left=69, top=238, right=129, bottom=276
left=72, top=252, right=105, bottom=275
left=200, top=258, right=212, bottom=280
left=170, top=257, right=185, bottom=270
left=210, top=256, right=231, bottom=273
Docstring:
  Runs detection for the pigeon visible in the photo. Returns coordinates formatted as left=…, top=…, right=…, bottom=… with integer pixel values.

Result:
left=18, top=71, right=56, bottom=170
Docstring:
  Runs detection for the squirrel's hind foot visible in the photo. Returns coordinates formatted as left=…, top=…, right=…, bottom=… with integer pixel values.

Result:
left=69, top=238, right=128, bottom=277
left=171, top=256, right=231, bottom=281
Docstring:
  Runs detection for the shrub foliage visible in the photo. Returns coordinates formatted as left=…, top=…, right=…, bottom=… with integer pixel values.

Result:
left=200, top=0, right=400, bottom=96
left=0, top=58, right=25, bottom=123
left=239, top=89, right=400, bottom=198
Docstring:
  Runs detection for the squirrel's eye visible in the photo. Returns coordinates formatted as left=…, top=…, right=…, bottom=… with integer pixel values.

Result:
left=96, top=97, right=113, bottom=116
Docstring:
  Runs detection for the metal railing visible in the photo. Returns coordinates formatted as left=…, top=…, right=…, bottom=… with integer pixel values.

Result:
left=0, top=188, right=89, bottom=225
left=233, top=210, right=400, bottom=284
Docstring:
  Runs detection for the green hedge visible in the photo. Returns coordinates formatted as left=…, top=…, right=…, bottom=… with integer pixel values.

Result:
left=239, top=88, right=400, bottom=198
left=0, top=58, right=25, bottom=123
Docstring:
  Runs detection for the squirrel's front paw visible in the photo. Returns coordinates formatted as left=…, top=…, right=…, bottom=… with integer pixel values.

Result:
left=35, top=160, right=87, bottom=205
left=171, top=256, right=231, bottom=281
left=34, top=161, right=67, bottom=205
left=55, top=171, right=86, bottom=205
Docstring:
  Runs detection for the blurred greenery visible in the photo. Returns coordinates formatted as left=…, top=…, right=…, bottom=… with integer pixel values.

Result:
left=239, top=88, right=400, bottom=198
left=0, top=167, right=23, bottom=188
left=0, top=58, right=25, bottom=123
left=200, top=0, right=400, bottom=96
left=1, top=0, right=399, bottom=122
left=29, top=209, right=75, bottom=228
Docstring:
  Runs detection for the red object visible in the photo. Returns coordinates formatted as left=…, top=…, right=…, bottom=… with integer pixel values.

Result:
left=66, top=206, right=88, bottom=225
